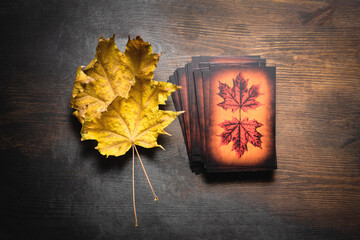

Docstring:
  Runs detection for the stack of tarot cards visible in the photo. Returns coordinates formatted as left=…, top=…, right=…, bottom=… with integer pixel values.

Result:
left=168, top=56, right=277, bottom=173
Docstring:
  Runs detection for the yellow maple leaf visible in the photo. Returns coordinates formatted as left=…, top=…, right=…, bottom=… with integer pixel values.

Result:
left=71, top=35, right=160, bottom=124
left=71, top=35, right=182, bottom=227
left=81, top=77, right=182, bottom=157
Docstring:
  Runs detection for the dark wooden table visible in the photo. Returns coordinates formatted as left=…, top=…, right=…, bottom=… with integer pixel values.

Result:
left=1, top=0, right=359, bottom=239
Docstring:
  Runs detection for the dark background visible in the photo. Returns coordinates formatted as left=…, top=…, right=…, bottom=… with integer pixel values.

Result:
left=1, top=0, right=359, bottom=239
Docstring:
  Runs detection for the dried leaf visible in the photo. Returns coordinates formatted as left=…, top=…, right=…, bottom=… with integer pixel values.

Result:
left=71, top=35, right=181, bottom=227
left=71, top=35, right=160, bottom=123
left=81, top=77, right=182, bottom=157
left=71, top=36, right=182, bottom=157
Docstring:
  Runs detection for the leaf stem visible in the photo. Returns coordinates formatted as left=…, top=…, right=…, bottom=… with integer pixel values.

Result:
left=132, top=144, right=138, bottom=227
left=133, top=144, right=159, bottom=201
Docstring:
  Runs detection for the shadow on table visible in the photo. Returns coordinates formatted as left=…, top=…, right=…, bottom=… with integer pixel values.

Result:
left=202, top=170, right=275, bottom=184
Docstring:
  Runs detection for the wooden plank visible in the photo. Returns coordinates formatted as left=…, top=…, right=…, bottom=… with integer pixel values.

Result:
left=0, top=0, right=359, bottom=239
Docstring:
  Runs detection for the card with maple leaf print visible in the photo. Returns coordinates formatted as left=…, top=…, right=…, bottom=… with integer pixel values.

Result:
left=168, top=56, right=276, bottom=173
left=185, top=63, right=203, bottom=166
left=176, top=68, right=192, bottom=157
left=200, top=62, right=266, bottom=167
left=189, top=57, right=265, bottom=171
left=203, top=65, right=276, bottom=172
left=185, top=57, right=265, bottom=171
left=169, top=73, right=187, bottom=153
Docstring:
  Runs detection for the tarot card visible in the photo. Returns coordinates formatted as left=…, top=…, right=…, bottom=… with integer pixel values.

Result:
left=190, top=57, right=264, bottom=166
left=192, top=68, right=207, bottom=160
left=169, top=73, right=187, bottom=154
left=199, top=61, right=266, bottom=168
left=186, top=57, right=264, bottom=170
left=168, top=56, right=275, bottom=173
left=185, top=63, right=203, bottom=164
left=203, top=65, right=276, bottom=172
left=176, top=68, right=192, bottom=159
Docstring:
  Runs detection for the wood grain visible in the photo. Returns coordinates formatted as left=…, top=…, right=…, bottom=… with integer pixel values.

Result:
left=0, top=0, right=359, bottom=239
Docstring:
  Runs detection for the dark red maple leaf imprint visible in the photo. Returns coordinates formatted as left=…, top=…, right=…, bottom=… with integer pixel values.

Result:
left=217, top=73, right=262, bottom=112
left=217, top=117, right=263, bottom=158
left=217, top=73, right=264, bottom=158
